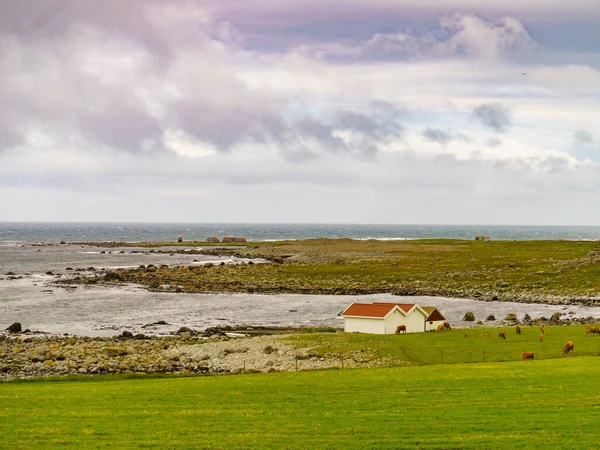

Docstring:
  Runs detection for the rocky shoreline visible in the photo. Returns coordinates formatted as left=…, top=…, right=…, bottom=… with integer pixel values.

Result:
left=0, top=326, right=387, bottom=380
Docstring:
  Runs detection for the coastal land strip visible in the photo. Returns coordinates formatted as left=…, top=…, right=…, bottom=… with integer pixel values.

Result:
left=56, top=238, right=600, bottom=305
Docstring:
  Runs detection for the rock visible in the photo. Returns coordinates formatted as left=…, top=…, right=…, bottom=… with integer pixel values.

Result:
left=463, top=312, right=475, bottom=321
left=551, top=312, right=562, bottom=321
left=486, top=315, right=495, bottom=321
left=505, top=313, right=518, bottom=321
left=121, top=331, right=134, bottom=339
left=60, top=241, right=66, bottom=245
left=105, top=347, right=128, bottom=357
left=29, top=345, right=51, bottom=362
left=45, top=271, right=54, bottom=275
left=263, top=345, right=277, bottom=355
left=6, top=322, right=22, bottom=333
left=177, top=327, right=194, bottom=335
left=523, top=314, right=532, bottom=321
left=104, top=272, right=123, bottom=282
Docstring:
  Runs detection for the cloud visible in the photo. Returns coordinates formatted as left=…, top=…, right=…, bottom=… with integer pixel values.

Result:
left=574, top=130, right=594, bottom=145
left=423, top=128, right=453, bottom=144
left=292, top=13, right=538, bottom=61
left=473, top=103, right=511, bottom=133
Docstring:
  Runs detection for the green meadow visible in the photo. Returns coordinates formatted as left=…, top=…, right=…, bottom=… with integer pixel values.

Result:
left=288, top=324, right=600, bottom=366
left=2, top=358, right=600, bottom=449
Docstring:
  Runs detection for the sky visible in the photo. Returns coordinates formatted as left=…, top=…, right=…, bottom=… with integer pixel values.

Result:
left=1, top=0, right=599, bottom=224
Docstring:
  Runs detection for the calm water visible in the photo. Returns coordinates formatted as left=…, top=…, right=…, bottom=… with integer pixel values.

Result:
left=1, top=222, right=600, bottom=244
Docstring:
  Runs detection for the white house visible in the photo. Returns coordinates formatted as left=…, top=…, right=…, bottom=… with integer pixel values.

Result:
left=340, top=302, right=446, bottom=334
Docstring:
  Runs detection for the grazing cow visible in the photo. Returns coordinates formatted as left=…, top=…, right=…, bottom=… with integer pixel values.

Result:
left=480, top=333, right=491, bottom=337
left=586, top=326, right=600, bottom=336
left=443, top=322, right=452, bottom=331
left=521, top=351, right=535, bottom=360
left=515, top=326, right=521, bottom=335
left=395, top=325, right=406, bottom=334
left=539, top=333, right=543, bottom=342
left=498, top=332, right=506, bottom=340
left=540, top=323, right=546, bottom=334
left=464, top=334, right=469, bottom=338
left=563, top=341, right=574, bottom=354
left=437, top=323, right=445, bottom=332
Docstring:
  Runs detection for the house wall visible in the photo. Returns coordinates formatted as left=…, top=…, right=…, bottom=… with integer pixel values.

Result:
left=384, top=309, right=427, bottom=334
left=426, top=320, right=445, bottom=332
left=344, top=317, right=385, bottom=334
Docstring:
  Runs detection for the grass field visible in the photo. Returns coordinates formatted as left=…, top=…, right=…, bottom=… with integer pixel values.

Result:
left=94, top=238, right=600, bottom=301
left=2, top=358, right=600, bottom=449
left=287, top=324, right=600, bottom=366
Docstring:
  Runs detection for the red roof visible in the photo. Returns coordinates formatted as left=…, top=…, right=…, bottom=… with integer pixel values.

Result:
left=370, top=302, right=416, bottom=313
left=341, top=303, right=397, bottom=318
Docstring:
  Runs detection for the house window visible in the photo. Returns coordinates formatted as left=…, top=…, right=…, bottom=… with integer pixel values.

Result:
left=429, top=322, right=433, bottom=324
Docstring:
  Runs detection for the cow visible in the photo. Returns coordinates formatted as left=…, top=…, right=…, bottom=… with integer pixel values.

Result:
left=563, top=341, right=574, bottom=354
left=395, top=325, right=406, bottom=334
left=539, top=333, right=543, bottom=342
left=539, top=323, right=546, bottom=334
left=443, top=322, right=452, bottom=330
left=437, top=323, right=445, bottom=332
left=464, top=334, right=469, bottom=338
left=480, top=333, right=491, bottom=337
left=586, top=326, right=600, bottom=336
left=498, top=332, right=506, bottom=340
left=521, top=352, right=535, bottom=360
left=515, top=325, right=521, bottom=335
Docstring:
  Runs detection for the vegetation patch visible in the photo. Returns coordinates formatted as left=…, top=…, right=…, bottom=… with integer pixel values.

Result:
left=64, top=239, right=600, bottom=304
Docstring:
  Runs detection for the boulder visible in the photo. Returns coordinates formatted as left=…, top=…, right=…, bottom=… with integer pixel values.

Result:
left=104, top=272, right=123, bottom=282
left=29, top=345, right=51, bottom=362
left=6, top=322, right=22, bottom=333
left=486, top=315, right=495, bottom=321
left=523, top=314, right=532, bottom=321
left=120, top=331, right=134, bottom=339
left=463, top=312, right=475, bottom=321
left=551, top=312, right=562, bottom=321
left=505, top=313, right=518, bottom=321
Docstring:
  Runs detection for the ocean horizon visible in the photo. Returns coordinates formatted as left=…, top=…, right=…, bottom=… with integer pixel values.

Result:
left=1, top=222, right=600, bottom=244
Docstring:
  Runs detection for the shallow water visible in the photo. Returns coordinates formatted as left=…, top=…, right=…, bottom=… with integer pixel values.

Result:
left=2, top=244, right=600, bottom=336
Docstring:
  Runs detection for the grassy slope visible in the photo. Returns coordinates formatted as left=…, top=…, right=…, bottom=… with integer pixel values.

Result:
left=287, top=324, right=600, bottom=366
left=2, top=358, right=600, bottom=449
left=99, top=239, right=600, bottom=301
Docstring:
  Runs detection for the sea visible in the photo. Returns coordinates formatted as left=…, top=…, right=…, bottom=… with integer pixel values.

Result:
left=1, top=222, right=600, bottom=244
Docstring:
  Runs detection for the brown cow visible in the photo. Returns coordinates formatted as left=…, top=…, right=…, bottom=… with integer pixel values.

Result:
left=586, top=326, right=600, bottom=336
left=498, top=332, right=506, bottom=340
left=515, top=326, right=521, bottom=335
left=437, top=323, right=445, bottom=332
left=539, top=333, right=543, bottom=342
left=480, top=333, right=491, bottom=337
left=395, top=325, right=406, bottom=334
left=443, top=322, right=452, bottom=331
left=539, top=323, right=546, bottom=334
left=563, top=341, right=574, bottom=354
left=464, top=333, right=469, bottom=338
left=521, top=351, right=535, bottom=360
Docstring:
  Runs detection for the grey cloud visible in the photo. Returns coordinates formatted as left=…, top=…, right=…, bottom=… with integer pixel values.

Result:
left=77, top=104, right=164, bottom=153
left=487, top=137, right=503, bottom=147
left=574, top=130, right=594, bottom=145
left=423, top=128, right=452, bottom=144
left=473, top=103, right=511, bottom=133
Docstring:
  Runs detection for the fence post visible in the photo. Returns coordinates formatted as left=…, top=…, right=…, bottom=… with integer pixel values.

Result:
left=243, top=360, right=245, bottom=372
left=295, top=356, right=298, bottom=372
